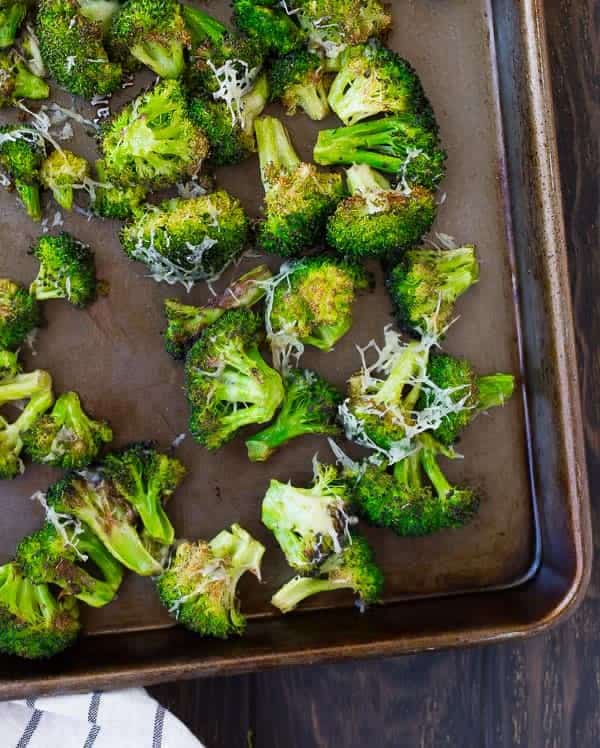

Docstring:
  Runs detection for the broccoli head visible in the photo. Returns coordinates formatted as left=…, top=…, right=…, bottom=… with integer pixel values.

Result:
left=156, top=524, right=265, bottom=638
left=185, top=308, right=284, bottom=450
left=255, top=115, right=346, bottom=256
left=0, top=277, right=40, bottom=349
left=108, top=0, right=190, bottom=78
left=17, top=521, right=124, bottom=607
left=0, top=0, right=28, bottom=49
left=0, top=561, right=80, bottom=659
left=163, top=263, right=272, bottom=359
left=90, top=159, right=147, bottom=220
left=100, top=79, right=209, bottom=192
left=30, top=232, right=97, bottom=307
left=36, top=0, right=122, bottom=98
left=232, top=0, right=304, bottom=56
left=40, top=149, right=90, bottom=212
left=0, top=124, right=45, bottom=220
left=269, top=49, right=330, bottom=120
left=22, top=391, right=112, bottom=469
left=271, top=532, right=383, bottom=613
left=246, top=369, right=342, bottom=462
left=0, top=48, right=49, bottom=106
left=386, top=244, right=480, bottom=336
left=327, top=164, right=436, bottom=259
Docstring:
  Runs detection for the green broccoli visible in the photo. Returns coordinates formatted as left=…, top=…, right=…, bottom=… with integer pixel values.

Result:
left=0, top=0, right=28, bottom=48
left=101, top=442, right=186, bottom=545
left=108, top=0, right=190, bottom=78
left=185, top=308, right=284, bottom=450
left=156, top=524, right=265, bottom=638
left=189, top=73, right=269, bottom=166
left=0, top=561, right=80, bottom=659
left=17, top=522, right=124, bottom=607
left=40, top=149, right=90, bottom=212
left=0, top=366, right=52, bottom=406
left=22, top=391, right=112, bottom=469
left=0, top=48, right=49, bottom=106
left=246, top=369, right=342, bottom=461
left=21, top=25, right=47, bottom=78
left=120, top=191, right=250, bottom=289
left=262, top=460, right=355, bottom=572
left=255, top=115, right=346, bottom=256
left=269, top=49, right=330, bottom=120
left=0, top=349, right=20, bottom=381
left=163, top=263, right=272, bottom=359
left=327, top=41, right=435, bottom=126
left=0, top=124, right=45, bottom=220
left=231, top=0, right=304, bottom=56
left=271, top=532, right=383, bottom=613
left=90, top=159, right=147, bottom=220
left=100, top=79, right=209, bottom=191
left=36, top=0, right=122, bottom=98
left=30, top=232, right=97, bottom=307
left=77, top=0, right=121, bottom=28
left=0, top=277, right=40, bottom=349
left=386, top=244, right=480, bottom=335
left=327, top=164, right=436, bottom=259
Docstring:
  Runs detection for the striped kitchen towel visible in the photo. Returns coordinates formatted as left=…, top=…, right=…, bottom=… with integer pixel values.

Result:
left=2, top=688, right=205, bottom=748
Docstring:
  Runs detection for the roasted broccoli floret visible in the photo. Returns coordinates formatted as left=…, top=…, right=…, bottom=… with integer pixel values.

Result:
left=108, top=0, right=190, bottom=78
left=40, top=149, right=89, bottom=212
left=327, top=41, right=434, bottom=126
left=30, top=232, right=97, bottom=308
left=0, top=0, right=28, bottom=48
left=387, top=244, right=480, bottom=335
left=156, top=524, right=264, bottom=638
left=101, top=442, right=185, bottom=545
left=232, top=0, right=304, bottom=56
left=185, top=308, right=284, bottom=450
left=120, top=191, right=250, bottom=288
left=271, top=532, right=383, bottom=613
left=189, top=73, right=268, bottom=166
left=269, top=49, right=330, bottom=120
left=246, top=369, right=342, bottom=461
left=0, top=561, right=80, bottom=658
left=90, top=159, right=147, bottom=220
left=46, top=472, right=165, bottom=576
left=327, top=164, right=436, bottom=259
left=36, top=0, right=122, bottom=98
left=255, top=115, right=346, bottom=256
left=314, top=114, right=446, bottom=189
left=262, top=460, right=354, bottom=572
left=0, top=48, right=49, bottom=106
left=0, top=124, right=45, bottom=220
left=0, top=349, right=20, bottom=381
left=22, top=391, right=112, bottom=469
left=0, top=278, right=40, bottom=350
left=100, top=79, right=208, bottom=191
left=17, top=522, right=124, bottom=607
left=163, top=263, right=271, bottom=358
left=0, top=366, right=51, bottom=406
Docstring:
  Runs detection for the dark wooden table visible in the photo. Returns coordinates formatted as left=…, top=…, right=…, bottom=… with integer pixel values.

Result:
left=150, top=2, right=599, bottom=745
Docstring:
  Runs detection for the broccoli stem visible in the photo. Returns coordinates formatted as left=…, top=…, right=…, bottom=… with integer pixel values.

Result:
left=345, top=163, right=390, bottom=195
left=0, top=371, right=51, bottom=407
left=77, top=0, right=120, bottom=28
left=241, top=74, right=269, bottom=137
left=255, top=116, right=300, bottom=187
left=392, top=451, right=422, bottom=489
left=419, top=448, right=451, bottom=502
left=131, top=40, right=184, bottom=80
left=305, top=318, right=352, bottom=352
left=0, top=4, right=26, bottom=48
left=52, top=185, right=74, bottom=211
left=476, top=374, right=515, bottom=411
left=13, top=65, right=49, bottom=100
left=314, top=120, right=408, bottom=173
left=433, top=246, right=480, bottom=300
left=373, top=341, right=426, bottom=409
left=181, top=4, right=227, bottom=45
left=271, top=575, right=349, bottom=613
left=295, top=84, right=329, bottom=122
left=15, top=181, right=42, bottom=221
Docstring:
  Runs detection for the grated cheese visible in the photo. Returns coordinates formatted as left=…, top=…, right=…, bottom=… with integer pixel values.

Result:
left=30, top=490, right=88, bottom=561
left=208, top=59, right=260, bottom=128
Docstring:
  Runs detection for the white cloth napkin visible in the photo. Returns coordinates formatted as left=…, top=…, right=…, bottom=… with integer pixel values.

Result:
left=1, top=687, right=205, bottom=748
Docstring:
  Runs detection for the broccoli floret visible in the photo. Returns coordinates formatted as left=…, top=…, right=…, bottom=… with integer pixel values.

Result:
left=189, top=73, right=269, bottom=167
left=327, top=41, right=434, bottom=126
left=269, top=49, right=330, bottom=120
left=36, top=0, right=122, bottom=98
left=271, top=532, right=383, bottom=613
left=156, top=524, right=264, bottom=638
left=0, top=0, right=28, bottom=48
left=90, top=159, right=147, bottom=220
left=185, top=308, right=284, bottom=450
left=247, top=369, right=342, bottom=461
left=0, top=349, right=20, bottom=381
left=17, top=522, right=124, bottom=607
left=30, top=232, right=97, bottom=307
left=262, top=460, right=354, bottom=572
left=0, top=277, right=40, bottom=349
left=120, top=191, right=249, bottom=289
left=40, top=149, right=89, bottom=212
left=314, top=114, right=446, bottom=189
left=163, top=263, right=272, bottom=358
left=0, top=561, right=80, bottom=659
left=108, top=0, right=190, bottom=78
left=255, top=115, right=346, bottom=256
left=101, top=442, right=185, bottom=545
left=46, top=472, right=165, bottom=576
left=327, top=164, right=436, bottom=259
left=386, top=244, right=480, bottom=336
left=22, top=391, right=112, bottom=469
left=0, top=366, right=51, bottom=406
left=231, top=0, right=304, bottom=56
left=0, top=124, right=45, bottom=220
left=0, top=48, right=49, bottom=106
left=100, top=79, right=208, bottom=191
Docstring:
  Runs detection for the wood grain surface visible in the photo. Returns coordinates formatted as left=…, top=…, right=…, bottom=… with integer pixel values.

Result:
left=151, top=0, right=600, bottom=745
